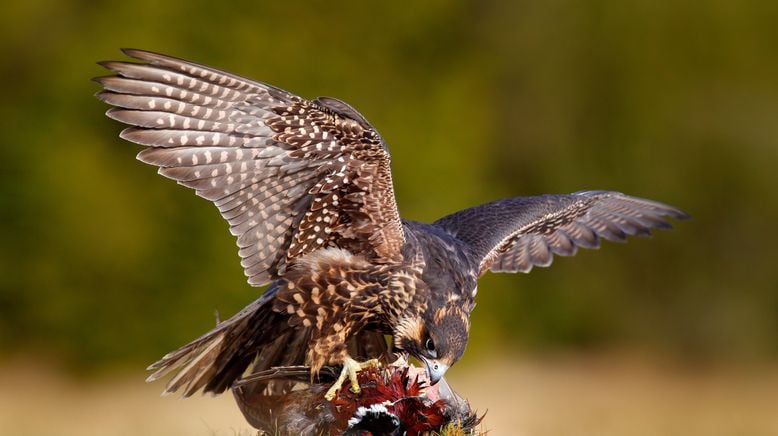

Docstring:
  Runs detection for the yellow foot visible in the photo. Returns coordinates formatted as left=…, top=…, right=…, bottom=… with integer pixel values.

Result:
left=324, top=357, right=381, bottom=401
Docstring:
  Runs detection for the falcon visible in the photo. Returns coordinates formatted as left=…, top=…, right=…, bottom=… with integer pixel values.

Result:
left=95, top=49, right=687, bottom=402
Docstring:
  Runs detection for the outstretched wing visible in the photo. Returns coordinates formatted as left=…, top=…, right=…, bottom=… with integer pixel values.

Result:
left=434, top=191, right=688, bottom=275
left=95, top=49, right=404, bottom=286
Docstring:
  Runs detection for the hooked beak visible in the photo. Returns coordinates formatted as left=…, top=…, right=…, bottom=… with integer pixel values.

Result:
left=422, top=358, right=449, bottom=385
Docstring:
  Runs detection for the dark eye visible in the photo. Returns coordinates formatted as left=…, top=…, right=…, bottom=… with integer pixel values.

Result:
left=425, top=338, right=435, bottom=352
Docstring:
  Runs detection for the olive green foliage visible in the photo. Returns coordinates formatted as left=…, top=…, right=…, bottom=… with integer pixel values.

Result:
left=0, top=0, right=776, bottom=369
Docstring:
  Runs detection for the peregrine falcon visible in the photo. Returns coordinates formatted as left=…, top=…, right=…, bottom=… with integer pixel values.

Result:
left=95, top=49, right=687, bottom=401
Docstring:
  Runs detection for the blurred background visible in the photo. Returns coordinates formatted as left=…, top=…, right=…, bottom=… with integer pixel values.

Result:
left=1, top=0, right=777, bottom=434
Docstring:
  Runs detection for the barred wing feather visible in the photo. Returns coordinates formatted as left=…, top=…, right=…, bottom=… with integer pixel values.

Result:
left=95, top=49, right=405, bottom=286
left=434, top=191, right=688, bottom=275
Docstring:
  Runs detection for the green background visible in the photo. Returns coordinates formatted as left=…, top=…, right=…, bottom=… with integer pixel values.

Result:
left=1, top=0, right=776, bottom=372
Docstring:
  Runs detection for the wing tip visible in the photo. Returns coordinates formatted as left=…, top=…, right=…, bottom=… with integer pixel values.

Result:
left=121, top=47, right=153, bottom=60
left=90, top=75, right=111, bottom=85
left=136, top=148, right=158, bottom=165
left=96, top=60, right=119, bottom=70
left=104, top=107, right=125, bottom=122
left=667, top=208, right=691, bottom=221
left=120, top=126, right=164, bottom=148
left=595, top=190, right=691, bottom=223
left=121, top=48, right=190, bottom=67
left=94, top=89, right=111, bottom=102
left=118, top=126, right=140, bottom=142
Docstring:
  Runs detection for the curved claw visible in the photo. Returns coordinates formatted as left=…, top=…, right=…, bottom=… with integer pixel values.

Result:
left=324, top=358, right=381, bottom=401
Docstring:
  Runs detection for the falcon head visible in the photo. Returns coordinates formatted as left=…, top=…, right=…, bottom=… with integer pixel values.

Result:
left=394, top=303, right=471, bottom=385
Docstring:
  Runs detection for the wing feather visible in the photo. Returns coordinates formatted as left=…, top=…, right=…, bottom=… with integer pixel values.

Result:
left=96, top=49, right=405, bottom=286
left=434, top=191, right=688, bottom=275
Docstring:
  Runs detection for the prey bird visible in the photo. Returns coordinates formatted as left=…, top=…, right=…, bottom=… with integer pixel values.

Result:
left=232, top=363, right=481, bottom=434
left=95, top=49, right=688, bottom=402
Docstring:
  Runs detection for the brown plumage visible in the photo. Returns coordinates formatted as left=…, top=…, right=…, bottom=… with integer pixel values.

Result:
left=95, top=49, right=688, bottom=408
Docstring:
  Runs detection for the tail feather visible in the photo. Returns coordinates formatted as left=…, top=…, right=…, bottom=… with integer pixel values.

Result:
left=145, top=333, right=218, bottom=382
left=165, top=332, right=225, bottom=396
left=146, top=284, right=285, bottom=396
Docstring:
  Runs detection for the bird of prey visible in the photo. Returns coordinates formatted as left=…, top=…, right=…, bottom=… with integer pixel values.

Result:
left=95, top=49, right=687, bottom=402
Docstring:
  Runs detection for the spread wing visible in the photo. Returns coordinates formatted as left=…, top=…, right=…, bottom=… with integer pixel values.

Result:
left=433, top=190, right=688, bottom=275
left=95, top=49, right=405, bottom=286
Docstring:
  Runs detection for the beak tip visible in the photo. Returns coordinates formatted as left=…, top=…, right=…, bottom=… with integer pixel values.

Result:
left=424, top=360, right=448, bottom=386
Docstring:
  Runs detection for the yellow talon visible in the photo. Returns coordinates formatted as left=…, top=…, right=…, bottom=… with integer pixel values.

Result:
left=324, top=358, right=381, bottom=400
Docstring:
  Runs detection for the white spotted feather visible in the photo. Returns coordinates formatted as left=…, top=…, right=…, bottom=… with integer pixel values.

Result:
left=96, top=49, right=406, bottom=286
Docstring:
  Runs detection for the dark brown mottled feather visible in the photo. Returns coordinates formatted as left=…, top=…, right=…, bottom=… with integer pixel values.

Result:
left=272, top=248, right=413, bottom=374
